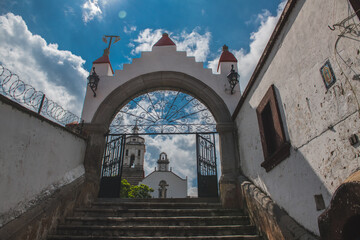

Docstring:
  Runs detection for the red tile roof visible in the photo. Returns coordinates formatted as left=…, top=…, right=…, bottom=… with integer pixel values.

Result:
left=93, top=55, right=114, bottom=74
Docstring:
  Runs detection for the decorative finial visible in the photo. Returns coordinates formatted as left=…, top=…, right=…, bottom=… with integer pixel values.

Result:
left=222, top=45, right=229, bottom=51
left=102, top=35, right=120, bottom=56
left=163, top=33, right=169, bottom=37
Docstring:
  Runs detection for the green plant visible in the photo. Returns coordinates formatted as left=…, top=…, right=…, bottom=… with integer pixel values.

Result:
left=120, top=179, right=154, bottom=199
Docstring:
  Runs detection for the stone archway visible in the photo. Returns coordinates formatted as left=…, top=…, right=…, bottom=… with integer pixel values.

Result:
left=83, top=71, right=240, bottom=207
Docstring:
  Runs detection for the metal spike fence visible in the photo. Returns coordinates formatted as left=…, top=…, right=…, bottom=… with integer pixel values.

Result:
left=0, top=64, right=81, bottom=126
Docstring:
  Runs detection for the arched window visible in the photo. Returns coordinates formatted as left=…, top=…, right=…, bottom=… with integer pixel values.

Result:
left=125, top=149, right=128, bottom=156
left=130, top=155, right=135, bottom=167
left=138, top=149, right=141, bottom=156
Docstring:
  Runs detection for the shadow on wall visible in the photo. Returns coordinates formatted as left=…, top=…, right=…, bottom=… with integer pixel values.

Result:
left=237, top=87, right=333, bottom=238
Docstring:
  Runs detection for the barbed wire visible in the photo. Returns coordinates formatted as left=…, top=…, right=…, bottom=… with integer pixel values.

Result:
left=0, top=63, right=81, bottom=126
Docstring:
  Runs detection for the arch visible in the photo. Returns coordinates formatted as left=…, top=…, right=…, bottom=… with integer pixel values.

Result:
left=91, top=71, right=232, bottom=126
left=85, top=71, right=240, bottom=206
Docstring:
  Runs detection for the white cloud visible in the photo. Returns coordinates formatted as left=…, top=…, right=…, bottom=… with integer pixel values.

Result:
left=130, top=28, right=211, bottom=62
left=131, top=29, right=164, bottom=54
left=124, top=25, right=137, bottom=34
left=174, top=30, right=211, bottom=62
left=0, top=13, right=88, bottom=115
left=208, top=0, right=287, bottom=91
left=82, top=0, right=102, bottom=23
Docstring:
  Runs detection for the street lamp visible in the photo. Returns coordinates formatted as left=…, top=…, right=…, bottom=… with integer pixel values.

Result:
left=227, top=64, right=240, bottom=94
left=87, top=67, right=100, bottom=97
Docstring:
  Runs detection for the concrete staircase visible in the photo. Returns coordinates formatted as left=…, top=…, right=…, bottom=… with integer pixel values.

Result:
left=47, top=198, right=262, bottom=239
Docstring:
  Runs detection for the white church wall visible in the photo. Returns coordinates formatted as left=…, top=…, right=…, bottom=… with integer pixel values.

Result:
left=82, top=45, right=241, bottom=123
left=0, top=97, right=86, bottom=227
left=140, top=171, right=187, bottom=198
left=235, top=0, right=360, bottom=235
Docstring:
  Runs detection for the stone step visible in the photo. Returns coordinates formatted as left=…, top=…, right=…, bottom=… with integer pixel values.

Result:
left=54, top=225, right=257, bottom=237
left=65, top=215, right=250, bottom=226
left=48, top=235, right=262, bottom=239
left=73, top=208, right=244, bottom=217
left=95, top=197, right=220, bottom=203
left=92, top=201, right=222, bottom=209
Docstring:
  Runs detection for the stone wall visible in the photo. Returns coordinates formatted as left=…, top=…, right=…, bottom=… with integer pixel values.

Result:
left=238, top=176, right=318, bottom=240
left=234, top=0, right=360, bottom=235
left=0, top=95, right=87, bottom=237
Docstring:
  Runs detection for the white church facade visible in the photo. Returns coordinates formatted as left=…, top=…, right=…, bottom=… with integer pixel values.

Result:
left=140, top=152, right=187, bottom=199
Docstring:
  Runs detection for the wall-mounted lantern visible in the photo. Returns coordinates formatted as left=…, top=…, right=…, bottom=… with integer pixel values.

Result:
left=87, top=67, right=100, bottom=97
left=227, top=64, right=240, bottom=94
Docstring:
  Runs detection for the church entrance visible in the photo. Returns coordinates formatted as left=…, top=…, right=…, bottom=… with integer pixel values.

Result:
left=98, top=90, right=219, bottom=198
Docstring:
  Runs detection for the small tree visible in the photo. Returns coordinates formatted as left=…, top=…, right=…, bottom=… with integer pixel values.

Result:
left=120, top=179, right=154, bottom=199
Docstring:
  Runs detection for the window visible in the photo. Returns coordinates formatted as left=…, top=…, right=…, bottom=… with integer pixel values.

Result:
left=130, top=155, right=135, bottom=167
left=138, top=150, right=141, bottom=156
left=350, top=0, right=360, bottom=20
left=125, top=149, right=128, bottom=156
left=256, top=84, right=290, bottom=172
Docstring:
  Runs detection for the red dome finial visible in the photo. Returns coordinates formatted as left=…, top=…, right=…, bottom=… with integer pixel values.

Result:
left=154, top=33, right=176, bottom=47
left=217, top=44, right=237, bottom=72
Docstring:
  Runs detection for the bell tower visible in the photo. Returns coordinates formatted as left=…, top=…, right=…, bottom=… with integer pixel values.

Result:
left=157, top=152, right=170, bottom=172
left=122, top=124, right=145, bottom=185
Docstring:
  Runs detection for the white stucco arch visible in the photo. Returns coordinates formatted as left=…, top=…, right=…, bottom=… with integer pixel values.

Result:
left=81, top=44, right=241, bottom=205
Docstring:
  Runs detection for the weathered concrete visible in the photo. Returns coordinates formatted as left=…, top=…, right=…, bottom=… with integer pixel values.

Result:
left=238, top=176, right=318, bottom=240
left=0, top=95, right=87, bottom=229
left=233, top=0, right=360, bottom=235
left=47, top=198, right=262, bottom=239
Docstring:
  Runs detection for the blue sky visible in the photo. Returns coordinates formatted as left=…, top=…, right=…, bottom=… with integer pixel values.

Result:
left=0, top=0, right=286, bottom=114
left=0, top=0, right=287, bottom=196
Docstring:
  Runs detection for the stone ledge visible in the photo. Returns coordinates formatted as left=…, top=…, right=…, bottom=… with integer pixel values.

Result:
left=238, top=175, right=319, bottom=240
left=0, top=176, right=97, bottom=240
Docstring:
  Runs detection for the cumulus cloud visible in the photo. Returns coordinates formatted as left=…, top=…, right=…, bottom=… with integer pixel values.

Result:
left=82, top=0, right=102, bottom=23
left=208, top=0, right=287, bottom=91
left=0, top=13, right=88, bottom=115
left=130, top=28, right=211, bottom=62
left=131, top=29, right=164, bottom=54
left=124, top=25, right=137, bottom=34
left=174, top=30, right=211, bottom=62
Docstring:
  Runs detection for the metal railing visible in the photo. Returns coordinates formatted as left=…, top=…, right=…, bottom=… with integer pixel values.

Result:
left=0, top=64, right=81, bottom=126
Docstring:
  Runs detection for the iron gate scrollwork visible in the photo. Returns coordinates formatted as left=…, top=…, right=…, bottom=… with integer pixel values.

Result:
left=98, top=134, right=126, bottom=198
left=196, top=133, right=218, bottom=198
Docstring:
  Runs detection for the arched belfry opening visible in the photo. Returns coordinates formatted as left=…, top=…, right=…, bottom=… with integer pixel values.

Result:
left=81, top=33, right=241, bottom=206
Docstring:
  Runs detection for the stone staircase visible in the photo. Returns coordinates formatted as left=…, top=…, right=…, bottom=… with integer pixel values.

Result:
left=47, top=198, right=262, bottom=239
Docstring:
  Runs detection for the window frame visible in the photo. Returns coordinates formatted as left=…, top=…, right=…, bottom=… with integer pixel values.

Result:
left=256, top=84, right=290, bottom=172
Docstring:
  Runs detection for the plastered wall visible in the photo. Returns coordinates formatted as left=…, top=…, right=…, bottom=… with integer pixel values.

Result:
left=235, top=0, right=360, bottom=235
left=0, top=97, right=86, bottom=227
left=140, top=171, right=187, bottom=198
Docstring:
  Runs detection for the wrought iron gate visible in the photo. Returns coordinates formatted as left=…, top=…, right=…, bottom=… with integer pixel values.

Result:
left=196, top=133, right=218, bottom=198
left=98, top=134, right=126, bottom=198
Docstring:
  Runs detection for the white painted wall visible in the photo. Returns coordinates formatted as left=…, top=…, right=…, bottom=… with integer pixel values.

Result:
left=235, top=0, right=360, bottom=235
left=82, top=45, right=241, bottom=122
left=0, top=99, right=86, bottom=227
left=140, top=171, right=187, bottom=198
